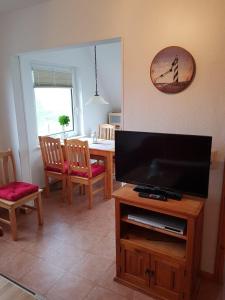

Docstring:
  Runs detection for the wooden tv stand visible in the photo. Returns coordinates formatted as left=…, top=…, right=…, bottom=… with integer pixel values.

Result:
left=113, top=184, right=204, bottom=300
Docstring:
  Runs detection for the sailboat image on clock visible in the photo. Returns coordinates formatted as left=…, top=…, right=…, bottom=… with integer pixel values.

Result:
left=150, top=46, right=195, bottom=94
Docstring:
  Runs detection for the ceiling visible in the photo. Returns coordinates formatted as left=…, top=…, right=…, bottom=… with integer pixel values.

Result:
left=0, top=0, right=48, bottom=15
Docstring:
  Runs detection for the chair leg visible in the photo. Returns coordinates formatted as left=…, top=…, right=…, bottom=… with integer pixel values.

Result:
left=34, top=193, right=44, bottom=226
left=88, top=184, right=93, bottom=209
left=62, top=176, right=67, bottom=202
left=68, top=179, right=73, bottom=205
left=104, top=174, right=107, bottom=199
left=45, top=173, right=50, bottom=198
left=9, top=208, right=17, bottom=241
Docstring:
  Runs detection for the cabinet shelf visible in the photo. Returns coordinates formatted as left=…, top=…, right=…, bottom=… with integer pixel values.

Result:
left=121, top=231, right=186, bottom=262
left=121, top=215, right=187, bottom=240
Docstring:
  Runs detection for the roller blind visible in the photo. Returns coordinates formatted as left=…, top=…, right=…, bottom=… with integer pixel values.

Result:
left=32, top=67, right=73, bottom=88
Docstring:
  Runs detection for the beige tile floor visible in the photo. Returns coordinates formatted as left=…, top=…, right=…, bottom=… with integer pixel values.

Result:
left=0, top=183, right=224, bottom=300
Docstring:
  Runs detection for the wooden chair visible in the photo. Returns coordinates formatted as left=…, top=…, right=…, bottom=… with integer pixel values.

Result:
left=39, top=136, right=67, bottom=202
left=98, top=124, right=115, bottom=174
left=0, top=149, right=43, bottom=240
left=64, top=139, right=106, bottom=208
left=98, top=124, right=115, bottom=140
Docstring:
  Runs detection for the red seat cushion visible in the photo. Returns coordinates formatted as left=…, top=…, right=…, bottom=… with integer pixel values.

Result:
left=70, top=164, right=105, bottom=178
left=45, top=161, right=68, bottom=173
left=0, top=182, right=39, bottom=201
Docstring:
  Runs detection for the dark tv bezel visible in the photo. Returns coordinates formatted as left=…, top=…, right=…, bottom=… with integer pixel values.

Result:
left=115, top=130, right=212, bottom=198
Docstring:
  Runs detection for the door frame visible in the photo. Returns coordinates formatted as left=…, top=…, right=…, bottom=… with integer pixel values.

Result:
left=214, top=161, right=225, bottom=283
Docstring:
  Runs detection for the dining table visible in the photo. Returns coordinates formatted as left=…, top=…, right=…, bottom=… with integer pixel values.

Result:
left=63, top=137, right=115, bottom=199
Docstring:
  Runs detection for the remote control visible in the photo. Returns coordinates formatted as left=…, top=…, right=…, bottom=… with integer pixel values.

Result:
left=139, top=192, right=167, bottom=201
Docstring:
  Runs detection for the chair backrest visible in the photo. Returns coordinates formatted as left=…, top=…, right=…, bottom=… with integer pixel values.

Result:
left=0, top=149, right=16, bottom=186
left=98, top=124, right=115, bottom=140
left=64, top=139, right=92, bottom=178
left=39, top=136, right=65, bottom=172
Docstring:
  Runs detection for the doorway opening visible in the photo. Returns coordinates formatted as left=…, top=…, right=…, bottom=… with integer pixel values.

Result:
left=13, top=37, right=123, bottom=185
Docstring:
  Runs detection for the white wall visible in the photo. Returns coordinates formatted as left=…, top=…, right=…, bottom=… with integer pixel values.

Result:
left=97, top=42, right=122, bottom=111
left=0, top=0, right=224, bottom=274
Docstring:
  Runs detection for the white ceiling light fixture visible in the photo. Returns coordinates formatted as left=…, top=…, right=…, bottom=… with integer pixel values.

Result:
left=86, top=45, right=109, bottom=105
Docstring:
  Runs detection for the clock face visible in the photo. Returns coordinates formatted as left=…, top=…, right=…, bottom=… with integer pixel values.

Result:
left=150, top=46, right=195, bottom=94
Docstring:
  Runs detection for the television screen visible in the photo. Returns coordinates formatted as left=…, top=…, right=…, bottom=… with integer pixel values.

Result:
left=115, top=130, right=212, bottom=198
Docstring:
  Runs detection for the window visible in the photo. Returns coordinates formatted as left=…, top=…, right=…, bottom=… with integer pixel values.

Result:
left=32, top=66, right=76, bottom=136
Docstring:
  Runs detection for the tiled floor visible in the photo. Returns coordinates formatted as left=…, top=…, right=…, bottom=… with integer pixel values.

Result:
left=0, top=183, right=224, bottom=300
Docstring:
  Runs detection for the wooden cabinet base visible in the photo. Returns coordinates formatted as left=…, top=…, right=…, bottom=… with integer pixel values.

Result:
left=114, top=276, right=163, bottom=300
left=113, top=185, right=204, bottom=300
left=114, top=276, right=200, bottom=300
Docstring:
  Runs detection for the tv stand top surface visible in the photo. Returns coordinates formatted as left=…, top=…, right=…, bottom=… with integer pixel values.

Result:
left=113, top=184, right=204, bottom=218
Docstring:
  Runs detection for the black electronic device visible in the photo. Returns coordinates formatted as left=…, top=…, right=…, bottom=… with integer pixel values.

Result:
left=134, top=185, right=182, bottom=200
left=138, top=192, right=167, bottom=201
left=127, top=212, right=187, bottom=235
left=115, top=130, right=212, bottom=199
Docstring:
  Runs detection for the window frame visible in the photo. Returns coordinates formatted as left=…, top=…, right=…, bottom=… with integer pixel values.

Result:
left=32, top=64, right=80, bottom=138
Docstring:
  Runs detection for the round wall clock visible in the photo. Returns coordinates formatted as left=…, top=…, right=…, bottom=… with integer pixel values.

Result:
left=150, top=46, right=195, bottom=94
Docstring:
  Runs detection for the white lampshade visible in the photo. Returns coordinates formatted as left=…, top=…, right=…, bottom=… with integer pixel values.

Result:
left=86, top=95, right=109, bottom=105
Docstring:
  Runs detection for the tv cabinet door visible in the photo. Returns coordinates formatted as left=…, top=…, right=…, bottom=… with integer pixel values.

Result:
left=150, top=255, right=185, bottom=300
left=120, top=243, right=150, bottom=288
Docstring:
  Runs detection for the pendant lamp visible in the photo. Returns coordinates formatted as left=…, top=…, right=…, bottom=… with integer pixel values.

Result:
left=86, top=45, right=109, bottom=105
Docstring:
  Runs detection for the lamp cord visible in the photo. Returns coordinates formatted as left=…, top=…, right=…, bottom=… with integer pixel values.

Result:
left=94, top=45, right=99, bottom=96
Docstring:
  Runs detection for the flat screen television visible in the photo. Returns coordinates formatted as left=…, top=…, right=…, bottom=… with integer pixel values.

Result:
left=115, top=130, right=212, bottom=199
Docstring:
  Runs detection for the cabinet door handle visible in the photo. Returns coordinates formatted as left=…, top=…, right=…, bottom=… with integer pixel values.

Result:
left=145, top=269, right=155, bottom=277
left=149, top=270, right=155, bottom=277
left=145, top=269, right=150, bottom=276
